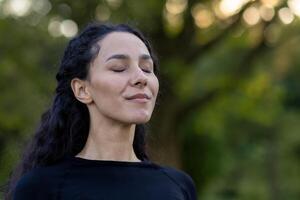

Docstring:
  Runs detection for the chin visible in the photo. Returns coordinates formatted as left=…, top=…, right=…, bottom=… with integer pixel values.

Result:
left=134, top=118, right=150, bottom=124
left=128, top=113, right=152, bottom=124
left=131, top=116, right=151, bottom=124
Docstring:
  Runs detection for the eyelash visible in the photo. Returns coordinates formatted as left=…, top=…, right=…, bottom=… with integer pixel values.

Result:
left=112, top=68, right=152, bottom=73
left=112, top=69, right=125, bottom=72
left=142, top=69, right=152, bottom=73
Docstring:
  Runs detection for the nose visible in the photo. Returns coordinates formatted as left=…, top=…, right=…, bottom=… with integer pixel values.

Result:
left=130, top=67, right=147, bottom=88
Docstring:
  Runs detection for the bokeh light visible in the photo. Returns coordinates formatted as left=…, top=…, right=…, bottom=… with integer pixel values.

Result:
left=243, top=6, right=261, bottom=26
left=260, top=0, right=281, bottom=7
left=165, top=0, right=187, bottom=15
left=1, top=0, right=51, bottom=20
left=259, top=5, right=275, bottom=21
left=60, top=19, right=78, bottom=38
left=218, top=0, right=250, bottom=18
left=32, top=0, right=51, bottom=16
left=288, top=0, right=300, bottom=17
left=278, top=7, right=294, bottom=24
left=3, top=0, right=32, bottom=17
left=48, top=19, right=62, bottom=37
left=191, top=4, right=215, bottom=29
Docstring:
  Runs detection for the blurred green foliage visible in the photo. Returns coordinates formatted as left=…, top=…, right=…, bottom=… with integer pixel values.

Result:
left=1, top=0, right=300, bottom=199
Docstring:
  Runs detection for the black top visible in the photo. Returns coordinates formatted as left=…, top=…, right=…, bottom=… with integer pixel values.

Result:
left=13, top=155, right=197, bottom=200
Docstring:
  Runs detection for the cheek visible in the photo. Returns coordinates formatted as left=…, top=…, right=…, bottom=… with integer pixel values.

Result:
left=150, top=76, right=159, bottom=98
left=90, top=75, right=126, bottom=103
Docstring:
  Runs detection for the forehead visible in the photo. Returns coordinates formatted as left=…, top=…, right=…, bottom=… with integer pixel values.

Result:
left=96, top=32, right=150, bottom=60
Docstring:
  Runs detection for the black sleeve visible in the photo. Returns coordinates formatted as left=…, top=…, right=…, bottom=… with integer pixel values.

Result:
left=180, top=171, right=198, bottom=200
left=161, top=166, right=198, bottom=200
left=13, top=171, right=42, bottom=200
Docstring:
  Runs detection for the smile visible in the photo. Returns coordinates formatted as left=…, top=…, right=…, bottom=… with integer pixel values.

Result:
left=126, top=93, right=150, bottom=100
left=125, top=93, right=151, bottom=103
left=127, top=98, right=149, bottom=103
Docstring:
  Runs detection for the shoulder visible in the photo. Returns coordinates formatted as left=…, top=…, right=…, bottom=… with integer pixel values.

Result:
left=13, top=161, right=69, bottom=199
left=157, top=165, right=198, bottom=200
left=13, top=167, right=45, bottom=199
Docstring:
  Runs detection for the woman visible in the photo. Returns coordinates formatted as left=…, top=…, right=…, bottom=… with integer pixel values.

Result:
left=5, top=22, right=197, bottom=200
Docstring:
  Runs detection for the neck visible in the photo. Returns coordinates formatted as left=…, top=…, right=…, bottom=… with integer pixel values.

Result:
left=75, top=109, right=141, bottom=162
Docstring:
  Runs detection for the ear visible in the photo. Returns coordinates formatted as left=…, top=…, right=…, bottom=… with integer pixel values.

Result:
left=71, top=78, right=93, bottom=104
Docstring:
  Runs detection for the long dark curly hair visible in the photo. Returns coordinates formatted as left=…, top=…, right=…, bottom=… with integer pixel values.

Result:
left=3, top=22, right=160, bottom=200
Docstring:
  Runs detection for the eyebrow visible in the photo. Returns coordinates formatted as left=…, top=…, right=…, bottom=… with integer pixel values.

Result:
left=105, top=54, right=152, bottom=62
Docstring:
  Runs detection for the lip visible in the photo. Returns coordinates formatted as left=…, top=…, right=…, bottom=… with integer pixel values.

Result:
left=125, top=93, right=151, bottom=103
left=125, top=93, right=150, bottom=100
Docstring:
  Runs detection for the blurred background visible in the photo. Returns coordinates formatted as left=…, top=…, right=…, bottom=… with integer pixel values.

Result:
left=0, top=0, right=300, bottom=199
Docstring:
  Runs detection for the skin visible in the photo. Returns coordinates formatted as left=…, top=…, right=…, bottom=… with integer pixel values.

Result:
left=70, top=32, right=159, bottom=162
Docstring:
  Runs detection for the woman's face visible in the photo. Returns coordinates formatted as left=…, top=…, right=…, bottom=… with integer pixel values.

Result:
left=87, top=31, right=159, bottom=124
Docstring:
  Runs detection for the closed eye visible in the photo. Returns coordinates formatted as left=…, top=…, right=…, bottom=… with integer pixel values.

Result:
left=111, top=66, right=126, bottom=72
left=141, top=66, right=153, bottom=73
left=142, top=69, right=152, bottom=73
left=112, top=69, right=125, bottom=72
